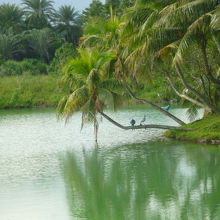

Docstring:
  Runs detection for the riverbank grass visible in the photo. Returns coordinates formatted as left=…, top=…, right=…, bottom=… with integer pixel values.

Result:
left=0, top=75, right=65, bottom=108
left=165, top=115, right=220, bottom=144
left=0, top=75, right=174, bottom=109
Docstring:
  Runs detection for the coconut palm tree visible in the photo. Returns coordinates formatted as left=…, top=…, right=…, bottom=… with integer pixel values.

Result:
left=22, top=0, right=54, bottom=29
left=58, top=48, right=190, bottom=141
left=155, top=0, right=220, bottom=85
left=0, top=4, right=24, bottom=33
left=150, top=0, right=220, bottom=112
left=54, top=5, right=81, bottom=44
left=27, top=28, right=56, bottom=62
left=0, top=33, right=21, bottom=60
left=82, top=9, right=121, bottom=50
left=82, top=0, right=106, bottom=23
left=81, top=8, right=186, bottom=125
left=58, top=48, right=123, bottom=141
left=55, top=5, right=79, bottom=26
left=121, top=0, right=220, bottom=113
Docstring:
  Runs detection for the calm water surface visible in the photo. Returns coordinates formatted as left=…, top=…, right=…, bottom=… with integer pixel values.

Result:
left=0, top=108, right=220, bottom=220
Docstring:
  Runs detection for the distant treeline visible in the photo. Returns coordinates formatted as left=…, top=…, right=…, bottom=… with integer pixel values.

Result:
left=0, top=0, right=135, bottom=76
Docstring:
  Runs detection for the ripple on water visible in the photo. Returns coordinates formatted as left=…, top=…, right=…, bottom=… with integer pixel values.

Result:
left=1, top=108, right=217, bottom=220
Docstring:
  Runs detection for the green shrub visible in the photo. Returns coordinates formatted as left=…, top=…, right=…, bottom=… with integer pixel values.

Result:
left=0, top=75, right=65, bottom=108
left=0, top=60, right=23, bottom=76
left=0, top=59, right=48, bottom=76
left=20, top=59, right=48, bottom=75
left=48, top=42, right=78, bottom=75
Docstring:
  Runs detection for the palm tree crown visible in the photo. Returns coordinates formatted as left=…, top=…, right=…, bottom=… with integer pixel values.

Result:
left=0, top=4, right=24, bottom=33
left=58, top=48, right=122, bottom=141
left=54, top=5, right=81, bottom=43
left=55, top=5, right=79, bottom=26
left=23, top=0, right=54, bottom=28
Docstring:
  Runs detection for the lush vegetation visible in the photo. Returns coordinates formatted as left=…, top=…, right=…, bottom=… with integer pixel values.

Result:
left=0, top=75, right=64, bottom=108
left=0, top=0, right=140, bottom=110
left=1, top=0, right=220, bottom=142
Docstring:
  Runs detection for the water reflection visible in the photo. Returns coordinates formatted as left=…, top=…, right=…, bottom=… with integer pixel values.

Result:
left=62, top=143, right=220, bottom=220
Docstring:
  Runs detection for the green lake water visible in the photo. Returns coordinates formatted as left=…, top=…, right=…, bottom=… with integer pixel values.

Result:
left=0, top=108, right=220, bottom=220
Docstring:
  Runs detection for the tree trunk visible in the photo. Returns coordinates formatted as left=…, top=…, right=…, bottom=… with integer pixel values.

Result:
left=124, top=85, right=186, bottom=125
left=99, top=111, right=192, bottom=131
left=166, top=74, right=211, bottom=111
left=200, top=39, right=220, bottom=85
left=175, top=64, right=220, bottom=114
left=212, top=33, right=220, bottom=54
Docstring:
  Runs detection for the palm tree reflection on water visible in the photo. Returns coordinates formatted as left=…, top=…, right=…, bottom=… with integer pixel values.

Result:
left=62, top=143, right=220, bottom=220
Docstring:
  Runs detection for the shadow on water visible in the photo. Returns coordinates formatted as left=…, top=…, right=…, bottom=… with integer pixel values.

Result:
left=61, top=142, right=220, bottom=220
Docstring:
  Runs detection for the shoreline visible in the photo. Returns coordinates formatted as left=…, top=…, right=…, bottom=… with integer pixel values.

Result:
left=165, top=115, right=220, bottom=146
left=165, top=136, right=220, bottom=145
left=1, top=106, right=219, bottom=146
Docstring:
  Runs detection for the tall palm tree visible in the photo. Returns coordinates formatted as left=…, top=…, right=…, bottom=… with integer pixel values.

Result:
left=55, top=5, right=81, bottom=44
left=82, top=9, right=121, bottom=50
left=81, top=8, right=186, bottom=125
left=0, top=33, right=21, bottom=60
left=0, top=4, right=24, bottom=33
left=22, top=0, right=54, bottom=29
left=55, top=5, right=79, bottom=26
left=155, top=0, right=220, bottom=84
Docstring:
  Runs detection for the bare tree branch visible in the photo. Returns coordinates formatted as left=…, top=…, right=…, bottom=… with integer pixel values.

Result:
left=99, top=111, right=193, bottom=131
left=175, top=64, right=220, bottom=114
left=166, top=74, right=211, bottom=111
left=124, top=85, right=186, bottom=125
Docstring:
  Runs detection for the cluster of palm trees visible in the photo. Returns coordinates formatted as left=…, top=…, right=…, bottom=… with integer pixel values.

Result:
left=0, top=0, right=81, bottom=62
left=58, top=0, right=220, bottom=138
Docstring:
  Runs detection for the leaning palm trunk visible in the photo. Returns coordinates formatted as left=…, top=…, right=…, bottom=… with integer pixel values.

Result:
left=166, top=75, right=212, bottom=112
left=124, top=85, right=186, bottom=125
left=175, top=64, right=220, bottom=114
left=99, top=111, right=192, bottom=131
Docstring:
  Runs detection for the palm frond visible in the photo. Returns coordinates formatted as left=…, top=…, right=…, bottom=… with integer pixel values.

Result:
left=211, top=6, right=220, bottom=30
left=59, top=86, right=89, bottom=122
left=186, top=105, right=199, bottom=122
left=157, top=0, right=219, bottom=28
left=173, top=14, right=211, bottom=65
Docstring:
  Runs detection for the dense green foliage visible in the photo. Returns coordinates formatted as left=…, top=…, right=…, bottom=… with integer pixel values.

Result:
left=0, top=59, right=48, bottom=76
left=0, top=0, right=135, bottom=65
left=0, top=2, right=80, bottom=63
left=0, top=0, right=138, bottom=110
left=49, top=42, right=78, bottom=75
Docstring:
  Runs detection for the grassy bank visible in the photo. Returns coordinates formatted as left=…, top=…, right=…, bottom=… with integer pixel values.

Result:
left=0, top=75, right=174, bottom=109
left=0, top=75, right=65, bottom=109
left=165, top=115, right=220, bottom=144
